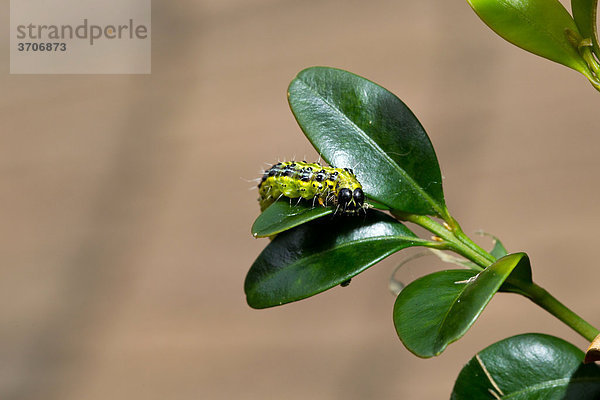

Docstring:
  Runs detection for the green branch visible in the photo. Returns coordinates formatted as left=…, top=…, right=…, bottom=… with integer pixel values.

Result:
left=520, top=282, right=599, bottom=342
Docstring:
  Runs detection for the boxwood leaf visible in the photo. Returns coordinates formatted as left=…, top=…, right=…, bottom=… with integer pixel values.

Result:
left=288, top=67, right=445, bottom=216
left=451, top=333, right=600, bottom=399
left=252, top=201, right=333, bottom=238
left=467, top=0, right=595, bottom=78
left=393, top=253, right=528, bottom=357
left=245, top=210, right=428, bottom=309
left=499, top=252, right=533, bottom=295
left=365, top=198, right=390, bottom=210
left=251, top=197, right=391, bottom=238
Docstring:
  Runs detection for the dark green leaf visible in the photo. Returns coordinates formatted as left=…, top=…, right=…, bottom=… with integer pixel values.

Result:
left=251, top=201, right=332, bottom=238
left=467, top=0, right=594, bottom=78
left=393, top=253, right=527, bottom=357
left=365, top=198, right=390, bottom=210
left=245, top=210, right=427, bottom=309
left=451, top=333, right=600, bottom=399
left=572, top=0, right=600, bottom=58
left=500, top=252, right=533, bottom=295
left=288, top=67, right=445, bottom=216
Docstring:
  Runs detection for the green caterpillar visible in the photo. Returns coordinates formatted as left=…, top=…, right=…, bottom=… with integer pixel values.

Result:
left=258, top=161, right=366, bottom=215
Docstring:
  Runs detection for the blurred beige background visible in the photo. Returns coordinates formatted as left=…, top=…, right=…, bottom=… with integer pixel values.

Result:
left=2, top=1, right=599, bottom=399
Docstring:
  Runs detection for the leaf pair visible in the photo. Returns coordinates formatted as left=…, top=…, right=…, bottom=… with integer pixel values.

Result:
left=247, top=67, right=448, bottom=309
left=393, top=252, right=532, bottom=358
left=467, top=0, right=600, bottom=89
left=251, top=66, right=448, bottom=240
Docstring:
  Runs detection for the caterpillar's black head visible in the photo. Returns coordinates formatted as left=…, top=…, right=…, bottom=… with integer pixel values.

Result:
left=337, top=188, right=365, bottom=215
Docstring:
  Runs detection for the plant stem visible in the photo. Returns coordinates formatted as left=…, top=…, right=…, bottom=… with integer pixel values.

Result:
left=581, top=44, right=600, bottom=78
left=444, top=215, right=496, bottom=264
left=580, top=46, right=600, bottom=91
left=520, top=282, right=599, bottom=342
left=392, top=211, right=490, bottom=269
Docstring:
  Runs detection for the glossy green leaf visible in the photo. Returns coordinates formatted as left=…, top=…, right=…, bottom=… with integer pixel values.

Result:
left=572, top=0, right=600, bottom=57
left=393, top=253, right=527, bottom=357
left=451, top=333, right=600, bottom=399
left=467, top=0, right=594, bottom=77
left=288, top=67, right=445, bottom=216
left=245, top=211, right=427, bottom=309
left=251, top=201, right=333, bottom=238
left=500, top=252, right=533, bottom=295
left=251, top=197, right=390, bottom=238
left=365, top=198, right=390, bottom=210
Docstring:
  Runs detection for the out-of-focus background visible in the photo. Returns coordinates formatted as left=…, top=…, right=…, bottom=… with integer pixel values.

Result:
left=2, top=1, right=599, bottom=399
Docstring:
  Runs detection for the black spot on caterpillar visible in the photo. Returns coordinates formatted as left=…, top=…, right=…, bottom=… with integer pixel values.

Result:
left=258, top=161, right=366, bottom=215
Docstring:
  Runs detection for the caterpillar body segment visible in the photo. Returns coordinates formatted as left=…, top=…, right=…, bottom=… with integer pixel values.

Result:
left=258, top=161, right=366, bottom=215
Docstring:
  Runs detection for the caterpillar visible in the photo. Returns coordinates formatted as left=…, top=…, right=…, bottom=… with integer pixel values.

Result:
left=258, top=161, right=366, bottom=215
